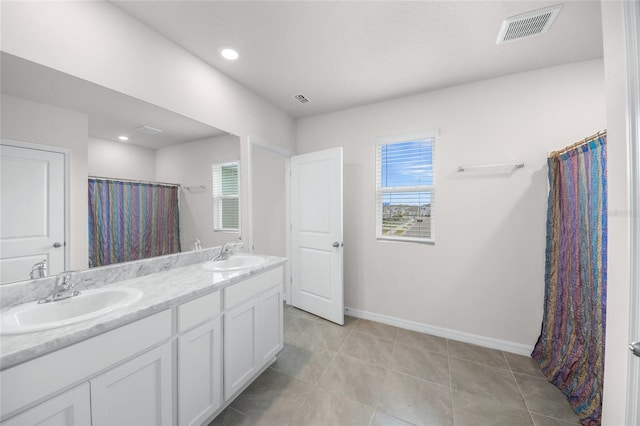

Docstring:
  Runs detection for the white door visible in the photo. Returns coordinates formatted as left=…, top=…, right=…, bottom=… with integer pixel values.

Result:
left=0, top=143, right=65, bottom=283
left=290, top=147, right=344, bottom=325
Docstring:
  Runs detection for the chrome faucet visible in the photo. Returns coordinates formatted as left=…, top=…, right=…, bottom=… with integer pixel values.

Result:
left=213, top=243, right=234, bottom=261
left=30, top=260, right=48, bottom=279
left=38, top=272, right=81, bottom=304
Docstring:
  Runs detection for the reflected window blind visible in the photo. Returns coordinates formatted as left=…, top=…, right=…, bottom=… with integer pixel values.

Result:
left=375, top=137, right=435, bottom=243
left=212, top=162, right=239, bottom=231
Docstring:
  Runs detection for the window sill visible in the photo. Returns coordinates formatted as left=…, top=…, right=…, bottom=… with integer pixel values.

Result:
left=376, top=237, right=435, bottom=245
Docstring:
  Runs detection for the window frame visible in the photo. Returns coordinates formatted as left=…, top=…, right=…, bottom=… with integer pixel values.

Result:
left=375, top=134, right=436, bottom=244
left=212, top=161, right=240, bottom=233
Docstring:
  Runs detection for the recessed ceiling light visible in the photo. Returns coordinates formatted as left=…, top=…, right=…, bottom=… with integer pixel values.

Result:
left=220, top=47, right=239, bottom=61
left=118, top=135, right=129, bottom=141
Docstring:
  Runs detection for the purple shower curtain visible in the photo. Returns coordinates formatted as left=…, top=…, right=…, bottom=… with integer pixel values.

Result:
left=88, top=179, right=181, bottom=267
left=532, top=134, right=607, bottom=426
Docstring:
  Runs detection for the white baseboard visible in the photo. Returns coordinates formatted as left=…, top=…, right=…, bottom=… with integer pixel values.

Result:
left=344, top=306, right=534, bottom=356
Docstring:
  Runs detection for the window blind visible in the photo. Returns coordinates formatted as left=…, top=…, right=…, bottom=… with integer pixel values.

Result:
left=375, top=138, right=435, bottom=243
left=212, top=162, right=239, bottom=231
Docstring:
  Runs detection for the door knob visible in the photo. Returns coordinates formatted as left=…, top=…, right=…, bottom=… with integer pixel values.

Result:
left=630, top=341, right=640, bottom=358
left=53, top=242, right=62, bottom=248
left=332, top=242, right=341, bottom=248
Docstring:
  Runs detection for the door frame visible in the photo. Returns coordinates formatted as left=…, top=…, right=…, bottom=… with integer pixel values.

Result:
left=0, top=138, right=71, bottom=272
left=624, top=0, right=640, bottom=423
left=246, top=136, right=294, bottom=303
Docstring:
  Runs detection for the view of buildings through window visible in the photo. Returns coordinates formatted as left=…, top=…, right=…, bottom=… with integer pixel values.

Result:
left=377, top=137, right=435, bottom=242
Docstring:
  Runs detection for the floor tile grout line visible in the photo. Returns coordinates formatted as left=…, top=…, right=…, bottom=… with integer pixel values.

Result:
left=368, top=332, right=399, bottom=426
left=447, top=338, right=456, bottom=426
left=506, top=354, right=537, bottom=425
left=287, top=317, right=355, bottom=423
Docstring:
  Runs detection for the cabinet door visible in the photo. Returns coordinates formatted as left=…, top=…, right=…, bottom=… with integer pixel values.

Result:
left=255, top=286, right=283, bottom=365
left=224, top=298, right=257, bottom=399
left=90, top=342, right=173, bottom=426
left=2, top=383, right=90, bottom=426
left=178, top=317, right=222, bottom=426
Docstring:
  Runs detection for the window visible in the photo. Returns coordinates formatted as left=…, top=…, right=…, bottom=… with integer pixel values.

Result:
left=376, top=136, right=435, bottom=243
left=212, top=162, right=239, bottom=232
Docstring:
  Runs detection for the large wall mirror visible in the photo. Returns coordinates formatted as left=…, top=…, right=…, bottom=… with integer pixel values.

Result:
left=0, top=53, right=240, bottom=285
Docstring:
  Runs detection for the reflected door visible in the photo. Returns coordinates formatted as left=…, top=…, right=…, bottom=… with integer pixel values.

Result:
left=290, top=147, right=343, bottom=325
left=0, top=143, right=65, bottom=283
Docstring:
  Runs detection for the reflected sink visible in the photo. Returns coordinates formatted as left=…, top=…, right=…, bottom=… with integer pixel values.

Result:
left=202, top=255, right=266, bottom=272
left=0, top=287, right=143, bottom=335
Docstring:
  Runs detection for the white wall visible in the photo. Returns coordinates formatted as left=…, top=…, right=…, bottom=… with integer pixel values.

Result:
left=297, top=59, right=606, bottom=350
left=156, top=135, right=240, bottom=250
left=0, top=94, right=89, bottom=270
left=87, top=137, right=156, bottom=182
left=600, top=2, right=632, bottom=424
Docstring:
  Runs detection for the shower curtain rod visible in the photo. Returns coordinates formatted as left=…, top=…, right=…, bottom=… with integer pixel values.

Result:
left=89, top=175, right=181, bottom=188
left=549, top=129, right=607, bottom=158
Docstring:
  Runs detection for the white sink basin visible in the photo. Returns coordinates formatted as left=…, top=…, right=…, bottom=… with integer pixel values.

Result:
left=0, top=287, right=143, bottom=335
left=202, top=255, right=266, bottom=272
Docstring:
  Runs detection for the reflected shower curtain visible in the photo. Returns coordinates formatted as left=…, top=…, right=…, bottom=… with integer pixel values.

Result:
left=532, top=134, right=607, bottom=426
left=88, top=179, right=181, bottom=267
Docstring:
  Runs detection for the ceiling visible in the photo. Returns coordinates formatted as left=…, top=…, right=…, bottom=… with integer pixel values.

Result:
left=112, top=0, right=604, bottom=118
left=0, top=53, right=225, bottom=149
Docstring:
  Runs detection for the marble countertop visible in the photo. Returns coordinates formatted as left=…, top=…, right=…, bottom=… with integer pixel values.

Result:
left=0, top=255, right=287, bottom=371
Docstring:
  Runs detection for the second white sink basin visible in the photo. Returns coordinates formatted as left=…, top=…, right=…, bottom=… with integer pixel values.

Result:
left=202, top=255, right=266, bottom=272
left=0, top=287, right=143, bottom=335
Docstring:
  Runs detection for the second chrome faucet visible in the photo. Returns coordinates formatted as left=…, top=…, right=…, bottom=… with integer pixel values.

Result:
left=38, top=272, right=81, bottom=304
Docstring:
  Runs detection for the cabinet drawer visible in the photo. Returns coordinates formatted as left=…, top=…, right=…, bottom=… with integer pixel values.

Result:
left=224, top=267, right=282, bottom=309
left=0, top=310, right=172, bottom=419
left=178, top=291, right=221, bottom=333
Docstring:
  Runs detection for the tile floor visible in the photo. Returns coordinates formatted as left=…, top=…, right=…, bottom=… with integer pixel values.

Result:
left=210, top=305, right=580, bottom=426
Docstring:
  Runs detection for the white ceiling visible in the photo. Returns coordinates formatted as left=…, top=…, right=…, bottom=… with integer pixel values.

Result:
left=112, top=0, right=603, bottom=118
left=0, top=53, right=225, bottom=149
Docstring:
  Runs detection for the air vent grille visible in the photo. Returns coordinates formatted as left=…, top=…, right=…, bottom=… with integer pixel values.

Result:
left=497, top=4, right=563, bottom=44
left=134, top=125, right=163, bottom=135
left=292, top=93, right=311, bottom=104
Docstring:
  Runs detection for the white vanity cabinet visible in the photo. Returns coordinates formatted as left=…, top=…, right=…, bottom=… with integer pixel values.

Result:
left=177, top=291, right=222, bottom=426
left=223, top=267, right=283, bottom=399
left=0, top=310, right=173, bottom=426
left=0, top=263, right=285, bottom=426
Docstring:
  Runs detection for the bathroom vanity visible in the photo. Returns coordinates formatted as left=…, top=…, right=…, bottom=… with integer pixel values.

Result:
left=0, top=254, right=286, bottom=426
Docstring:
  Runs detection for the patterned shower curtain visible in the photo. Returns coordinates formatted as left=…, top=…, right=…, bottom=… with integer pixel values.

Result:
left=88, top=178, right=181, bottom=267
left=532, top=134, right=607, bottom=426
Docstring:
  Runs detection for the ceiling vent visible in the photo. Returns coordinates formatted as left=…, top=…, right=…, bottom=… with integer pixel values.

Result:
left=497, top=4, right=563, bottom=44
left=292, top=93, right=311, bottom=104
left=134, top=125, right=163, bottom=135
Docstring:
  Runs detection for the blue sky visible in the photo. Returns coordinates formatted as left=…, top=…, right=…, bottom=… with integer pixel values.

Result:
left=380, top=139, right=434, bottom=188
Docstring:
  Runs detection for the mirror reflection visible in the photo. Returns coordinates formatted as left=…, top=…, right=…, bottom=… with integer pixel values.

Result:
left=0, top=53, right=240, bottom=285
